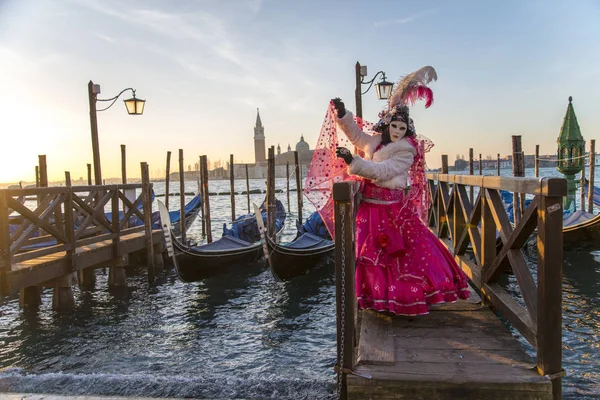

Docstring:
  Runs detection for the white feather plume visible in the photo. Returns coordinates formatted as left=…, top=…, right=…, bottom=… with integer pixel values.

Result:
left=388, top=66, right=438, bottom=109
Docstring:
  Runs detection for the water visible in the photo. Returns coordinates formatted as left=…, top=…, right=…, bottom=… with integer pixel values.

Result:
left=1, top=173, right=599, bottom=399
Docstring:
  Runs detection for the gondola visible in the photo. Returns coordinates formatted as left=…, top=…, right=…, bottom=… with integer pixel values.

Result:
left=562, top=182, right=600, bottom=246
left=151, top=193, right=202, bottom=236
left=502, top=185, right=600, bottom=248
left=256, top=207, right=334, bottom=281
left=160, top=199, right=286, bottom=282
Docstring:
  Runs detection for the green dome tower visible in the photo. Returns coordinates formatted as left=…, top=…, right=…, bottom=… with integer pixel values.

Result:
left=556, top=96, right=585, bottom=210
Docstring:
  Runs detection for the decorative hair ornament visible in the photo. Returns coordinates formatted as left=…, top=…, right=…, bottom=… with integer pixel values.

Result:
left=388, top=66, right=437, bottom=110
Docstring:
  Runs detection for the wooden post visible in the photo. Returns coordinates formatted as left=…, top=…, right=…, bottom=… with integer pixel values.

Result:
left=35, top=166, right=40, bottom=187
left=245, top=164, right=250, bottom=214
left=64, top=171, right=75, bottom=284
left=0, top=191, right=11, bottom=295
left=479, top=153, right=483, bottom=175
left=51, top=274, right=75, bottom=311
left=581, top=163, right=587, bottom=213
left=588, top=139, right=595, bottom=214
left=355, top=61, right=363, bottom=119
left=178, top=149, right=186, bottom=244
left=441, top=155, right=449, bottom=174
left=497, top=153, right=501, bottom=176
left=165, top=151, right=171, bottom=210
left=141, top=162, right=155, bottom=282
left=88, top=80, right=102, bottom=185
left=333, top=181, right=357, bottom=400
left=286, top=161, right=290, bottom=213
left=199, top=156, right=205, bottom=237
left=38, top=155, right=48, bottom=187
left=537, top=178, right=565, bottom=400
left=512, top=135, right=525, bottom=225
left=108, top=185, right=126, bottom=287
left=87, top=163, right=92, bottom=186
left=121, top=144, right=127, bottom=184
left=294, top=151, right=303, bottom=224
left=535, top=145, right=540, bottom=178
left=201, top=155, right=212, bottom=243
left=469, top=148, right=474, bottom=203
left=267, top=147, right=276, bottom=239
left=230, top=154, right=235, bottom=221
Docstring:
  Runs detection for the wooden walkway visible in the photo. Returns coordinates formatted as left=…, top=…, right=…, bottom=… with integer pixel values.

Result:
left=333, top=175, right=566, bottom=400
left=1, top=180, right=164, bottom=306
left=348, top=289, right=552, bottom=399
left=6, top=230, right=163, bottom=290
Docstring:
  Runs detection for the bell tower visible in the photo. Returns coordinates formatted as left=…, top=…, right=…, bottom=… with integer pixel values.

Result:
left=254, top=108, right=266, bottom=164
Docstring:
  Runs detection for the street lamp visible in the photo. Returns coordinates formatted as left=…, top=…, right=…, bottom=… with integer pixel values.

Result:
left=354, top=61, right=393, bottom=119
left=88, top=80, right=146, bottom=185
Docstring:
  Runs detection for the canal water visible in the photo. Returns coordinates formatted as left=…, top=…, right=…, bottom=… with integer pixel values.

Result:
left=1, top=171, right=599, bottom=399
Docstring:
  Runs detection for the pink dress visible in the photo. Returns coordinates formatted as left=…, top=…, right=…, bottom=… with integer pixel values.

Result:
left=355, top=178, right=470, bottom=316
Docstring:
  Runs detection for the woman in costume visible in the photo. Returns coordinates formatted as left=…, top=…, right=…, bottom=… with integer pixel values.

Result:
left=332, top=66, right=470, bottom=316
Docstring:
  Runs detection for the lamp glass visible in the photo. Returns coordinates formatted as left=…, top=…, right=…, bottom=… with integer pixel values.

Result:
left=375, top=80, right=393, bottom=100
left=124, top=97, right=145, bottom=115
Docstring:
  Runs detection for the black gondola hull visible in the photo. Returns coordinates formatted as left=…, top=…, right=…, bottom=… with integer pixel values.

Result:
left=264, top=234, right=335, bottom=281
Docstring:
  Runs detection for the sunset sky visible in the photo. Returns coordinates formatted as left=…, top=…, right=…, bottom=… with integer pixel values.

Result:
left=1, top=0, right=599, bottom=184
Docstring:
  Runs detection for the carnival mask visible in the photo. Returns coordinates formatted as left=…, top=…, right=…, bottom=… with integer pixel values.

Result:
left=389, top=121, right=408, bottom=142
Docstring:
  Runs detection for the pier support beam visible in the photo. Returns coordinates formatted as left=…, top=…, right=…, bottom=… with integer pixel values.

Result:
left=52, top=275, right=75, bottom=311
left=108, top=256, right=128, bottom=287
left=154, top=245, right=165, bottom=272
left=78, top=267, right=96, bottom=289
left=19, top=286, right=42, bottom=309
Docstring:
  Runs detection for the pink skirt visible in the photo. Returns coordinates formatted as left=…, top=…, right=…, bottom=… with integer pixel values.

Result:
left=355, top=196, right=470, bottom=316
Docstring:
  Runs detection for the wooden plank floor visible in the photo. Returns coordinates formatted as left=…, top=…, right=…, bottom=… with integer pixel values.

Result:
left=347, top=287, right=552, bottom=400
left=6, top=230, right=163, bottom=291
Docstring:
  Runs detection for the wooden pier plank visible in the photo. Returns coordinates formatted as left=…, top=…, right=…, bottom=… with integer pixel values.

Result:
left=357, top=310, right=395, bottom=366
left=347, top=291, right=552, bottom=399
left=6, top=230, right=163, bottom=291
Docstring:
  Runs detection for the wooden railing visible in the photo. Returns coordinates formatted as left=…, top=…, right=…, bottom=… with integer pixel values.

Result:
left=334, top=174, right=565, bottom=399
left=0, top=183, right=154, bottom=293
left=427, top=173, right=565, bottom=397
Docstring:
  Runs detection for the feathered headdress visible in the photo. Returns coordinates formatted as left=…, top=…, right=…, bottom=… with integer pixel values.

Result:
left=388, top=66, right=437, bottom=110
left=374, top=66, right=437, bottom=133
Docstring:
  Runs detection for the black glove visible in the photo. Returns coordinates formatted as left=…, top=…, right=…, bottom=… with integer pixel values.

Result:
left=331, top=97, right=346, bottom=118
left=336, top=146, right=353, bottom=165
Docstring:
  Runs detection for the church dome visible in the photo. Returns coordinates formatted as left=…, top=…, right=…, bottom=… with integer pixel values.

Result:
left=295, top=135, right=310, bottom=152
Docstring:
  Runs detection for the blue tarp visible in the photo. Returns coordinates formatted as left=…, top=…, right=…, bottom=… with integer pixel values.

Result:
left=222, top=199, right=286, bottom=243
left=296, top=211, right=331, bottom=240
left=105, top=193, right=201, bottom=229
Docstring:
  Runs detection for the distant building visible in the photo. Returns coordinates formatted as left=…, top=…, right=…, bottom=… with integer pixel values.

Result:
left=229, top=109, right=313, bottom=179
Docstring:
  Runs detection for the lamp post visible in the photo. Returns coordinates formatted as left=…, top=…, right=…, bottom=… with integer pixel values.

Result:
left=354, top=61, right=393, bottom=119
left=88, top=80, right=145, bottom=185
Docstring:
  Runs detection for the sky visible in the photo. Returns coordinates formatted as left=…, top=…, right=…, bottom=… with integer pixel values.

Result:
left=1, top=0, right=600, bottom=184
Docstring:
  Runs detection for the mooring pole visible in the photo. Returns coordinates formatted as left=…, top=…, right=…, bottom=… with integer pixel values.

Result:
left=246, top=164, right=251, bottom=214
left=294, top=151, right=303, bottom=223
left=141, top=162, right=155, bottom=282
left=588, top=139, right=596, bottom=214
left=230, top=154, right=235, bottom=221
left=165, top=151, right=171, bottom=210
left=178, top=149, right=186, bottom=244
left=201, top=155, right=212, bottom=243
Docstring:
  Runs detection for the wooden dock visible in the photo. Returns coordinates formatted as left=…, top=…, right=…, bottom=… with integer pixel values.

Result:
left=1, top=168, right=165, bottom=309
left=348, top=290, right=551, bottom=399
left=333, top=174, right=566, bottom=399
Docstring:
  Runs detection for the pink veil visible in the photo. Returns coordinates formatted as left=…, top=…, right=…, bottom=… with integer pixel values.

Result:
left=303, top=102, right=433, bottom=238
